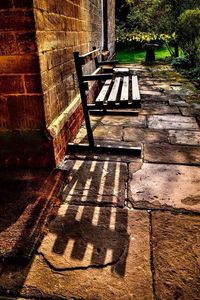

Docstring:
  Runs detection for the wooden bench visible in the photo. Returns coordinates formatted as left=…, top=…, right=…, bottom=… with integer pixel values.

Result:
left=74, top=49, right=141, bottom=111
left=68, top=48, right=141, bottom=156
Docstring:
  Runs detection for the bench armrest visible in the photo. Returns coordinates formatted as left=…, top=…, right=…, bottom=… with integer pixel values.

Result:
left=98, top=60, right=119, bottom=66
left=83, top=74, right=113, bottom=81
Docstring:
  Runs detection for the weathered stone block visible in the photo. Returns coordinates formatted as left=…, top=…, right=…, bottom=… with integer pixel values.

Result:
left=0, top=55, right=40, bottom=74
left=169, top=130, right=200, bottom=146
left=7, top=95, right=44, bottom=129
left=0, top=11, right=35, bottom=30
left=24, top=74, right=42, bottom=94
left=100, top=115, right=147, bottom=128
left=152, top=211, right=200, bottom=300
left=16, top=32, right=37, bottom=54
left=123, top=127, right=169, bottom=144
left=0, top=33, right=18, bottom=55
left=144, top=144, right=200, bottom=165
left=0, top=95, right=9, bottom=129
left=0, top=75, right=24, bottom=93
left=129, top=163, right=200, bottom=213
left=148, top=115, right=199, bottom=130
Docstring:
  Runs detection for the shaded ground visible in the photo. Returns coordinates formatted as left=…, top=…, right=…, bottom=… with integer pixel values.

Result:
left=0, top=64, right=200, bottom=299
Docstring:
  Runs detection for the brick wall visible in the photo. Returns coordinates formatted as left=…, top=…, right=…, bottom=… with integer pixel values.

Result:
left=0, top=0, right=116, bottom=168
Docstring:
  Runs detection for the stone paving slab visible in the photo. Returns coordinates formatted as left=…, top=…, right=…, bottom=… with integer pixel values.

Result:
left=169, top=130, right=200, bottom=145
left=93, top=125, right=123, bottom=141
left=140, top=90, right=163, bottom=96
left=74, top=125, right=123, bottom=143
left=179, top=106, right=200, bottom=117
left=128, top=163, right=200, bottom=213
left=144, top=144, right=200, bottom=165
left=140, top=105, right=180, bottom=115
left=169, top=99, right=189, bottom=107
left=123, top=127, right=169, bottom=144
left=148, top=115, right=199, bottom=130
left=99, top=115, right=147, bottom=128
left=152, top=211, right=200, bottom=300
left=0, top=209, right=153, bottom=300
left=141, top=94, right=172, bottom=103
left=61, top=160, right=127, bottom=207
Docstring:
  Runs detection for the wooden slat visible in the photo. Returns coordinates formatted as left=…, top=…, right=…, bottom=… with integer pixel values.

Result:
left=120, top=76, right=129, bottom=102
left=107, top=77, right=121, bottom=102
left=95, top=79, right=112, bottom=103
left=113, top=67, right=129, bottom=73
left=132, top=75, right=140, bottom=100
left=80, top=49, right=100, bottom=65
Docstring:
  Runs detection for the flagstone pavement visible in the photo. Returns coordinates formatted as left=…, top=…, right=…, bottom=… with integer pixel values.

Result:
left=0, top=63, right=200, bottom=300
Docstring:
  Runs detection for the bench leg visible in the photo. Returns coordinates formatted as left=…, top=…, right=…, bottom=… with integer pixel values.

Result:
left=83, top=107, right=95, bottom=148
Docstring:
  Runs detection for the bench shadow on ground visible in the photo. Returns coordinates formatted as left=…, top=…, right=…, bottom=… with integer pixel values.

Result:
left=42, top=159, right=130, bottom=277
left=0, top=160, right=129, bottom=298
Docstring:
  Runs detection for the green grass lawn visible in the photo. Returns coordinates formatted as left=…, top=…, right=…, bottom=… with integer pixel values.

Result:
left=116, top=46, right=172, bottom=63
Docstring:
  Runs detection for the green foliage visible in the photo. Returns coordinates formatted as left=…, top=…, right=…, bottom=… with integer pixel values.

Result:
left=116, top=30, right=171, bottom=44
left=171, top=56, right=191, bottom=68
left=177, top=9, right=200, bottom=65
left=116, top=0, right=200, bottom=59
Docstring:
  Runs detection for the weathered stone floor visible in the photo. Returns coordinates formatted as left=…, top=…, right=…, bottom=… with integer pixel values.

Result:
left=0, top=63, right=200, bottom=299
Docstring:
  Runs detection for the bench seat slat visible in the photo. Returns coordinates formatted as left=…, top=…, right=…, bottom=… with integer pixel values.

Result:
left=95, top=79, right=112, bottom=103
left=120, top=76, right=129, bottom=102
left=132, top=75, right=140, bottom=100
left=107, top=77, right=121, bottom=102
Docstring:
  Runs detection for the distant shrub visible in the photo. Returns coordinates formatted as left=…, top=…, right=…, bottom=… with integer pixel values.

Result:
left=171, top=56, right=191, bottom=68
left=177, top=9, right=200, bottom=66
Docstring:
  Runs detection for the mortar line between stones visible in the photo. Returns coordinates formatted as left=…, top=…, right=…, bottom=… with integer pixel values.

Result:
left=131, top=205, right=200, bottom=216
left=149, top=210, right=156, bottom=300
left=144, top=160, right=200, bottom=167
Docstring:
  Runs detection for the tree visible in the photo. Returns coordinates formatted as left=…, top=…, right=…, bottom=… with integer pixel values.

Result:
left=151, top=0, right=200, bottom=56
left=116, top=0, right=200, bottom=57
left=177, top=9, right=200, bottom=65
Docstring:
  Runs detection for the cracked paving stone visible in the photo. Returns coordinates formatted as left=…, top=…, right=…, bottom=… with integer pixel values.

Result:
left=99, top=115, right=146, bottom=128
left=123, top=127, right=169, bottom=144
left=148, top=115, right=199, bottom=130
left=61, top=160, right=127, bottom=207
left=144, top=143, right=200, bottom=165
left=128, top=163, right=200, bottom=213
left=169, top=130, right=200, bottom=146
left=152, top=211, right=200, bottom=300
left=0, top=209, right=153, bottom=300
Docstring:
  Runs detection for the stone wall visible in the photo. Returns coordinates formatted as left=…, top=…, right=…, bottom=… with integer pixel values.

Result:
left=0, top=0, right=54, bottom=167
left=107, top=0, right=115, bottom=55
left=0, top=0, right=116, bottom=167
